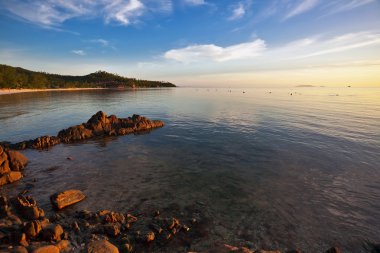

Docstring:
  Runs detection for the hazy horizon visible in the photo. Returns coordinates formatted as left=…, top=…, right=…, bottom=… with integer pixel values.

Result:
left=1, top=0, right=380, bottom=87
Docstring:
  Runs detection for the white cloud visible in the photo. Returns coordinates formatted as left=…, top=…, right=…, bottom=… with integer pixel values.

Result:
left=164, top=39, right=266, bottom=63
left=229, top=3, right=246, bottom=20
left=184, top=0, right=206, bottom=6
left=71, top=50, right=86, bottom=56
left=104, top=0, right=145, bottom=26
left=0, top=0, right=172, bottom=27
left=284, top=0, right=320, bottom=19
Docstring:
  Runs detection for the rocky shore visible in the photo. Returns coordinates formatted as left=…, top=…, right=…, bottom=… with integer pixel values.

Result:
left=1, top=112, right=347, bottom=252
left=0, top=191, right=344, bottom=253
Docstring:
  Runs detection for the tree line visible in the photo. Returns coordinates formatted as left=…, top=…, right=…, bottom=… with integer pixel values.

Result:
left=0, top=64, right=175, bottom=89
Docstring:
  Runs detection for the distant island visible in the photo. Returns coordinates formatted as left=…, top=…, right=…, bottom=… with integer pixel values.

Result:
left=295, top=85, right=316, bottom=87
left=0, top=64, right=175, bottom=89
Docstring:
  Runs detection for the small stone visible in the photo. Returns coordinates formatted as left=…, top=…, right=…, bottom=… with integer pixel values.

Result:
left=24, top=220, right=42, bottom=238
left=32, top=245, right=60, bottom=253
left=13, top=246, right=28, bottom=253
left=104, top=224, right=120, bottom=237
left=72, top=221, right=80, bottom=232
left=182, top=224, right=190, bottom=232
left=149, top=223, right=163, bottom=234
left=86, top=240, right=119, bottom=253
left=125, top=214, right=137, bottom=223
left=16, top=233, right=29, bottom=247
left=121, top=243, right=133, bottom=253
left=56, top=240, right=70, bottom=251
left=50, top=190, right=86, bottom=210
left=165, top=217, right=179, bottom=230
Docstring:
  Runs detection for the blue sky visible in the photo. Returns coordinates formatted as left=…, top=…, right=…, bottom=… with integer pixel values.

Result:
left=0, top=0, right=380, bottom=87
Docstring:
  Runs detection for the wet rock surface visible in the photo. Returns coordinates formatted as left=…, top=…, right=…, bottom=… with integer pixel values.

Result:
left=4, top=111, right=164, bottom=150
left=0, top=145, right=28, bottom=186
left=50, top=190, right=86, bottom=210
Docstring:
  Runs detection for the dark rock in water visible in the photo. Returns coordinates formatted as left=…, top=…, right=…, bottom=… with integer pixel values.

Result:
left=86, top=239, right=119, bottom=253
left=101, top=212, right=125, bottom=224
left=13, top=195, right=45, bottom=220
left=104, top=223, right=120, bottom=237
left=325, top=247, right=341, bottom=253
left=42, top=224, right=64, bottom=242
left=50, top=189, right=86, bottom=210
left=6, top=150, right=28, bottom=171
left=13, top=246, right=28, bottom=253
left=24, top=220, right=42, bottom=238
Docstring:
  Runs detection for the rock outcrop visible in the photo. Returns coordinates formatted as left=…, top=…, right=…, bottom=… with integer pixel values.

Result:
left=5, top=111, right=164, bottom=150
left=0, top=145, right=28, bottom=186
left=58, top=111, right=164, bottom=143
left=50, top=190, right=86, bottom=210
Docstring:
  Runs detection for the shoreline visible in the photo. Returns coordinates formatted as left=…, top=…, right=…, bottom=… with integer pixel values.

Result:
left=0, top=88, right=109, bottom=96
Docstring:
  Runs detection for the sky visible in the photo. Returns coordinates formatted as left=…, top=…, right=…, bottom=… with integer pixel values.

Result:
left=0, top=0, right=380, bottom=87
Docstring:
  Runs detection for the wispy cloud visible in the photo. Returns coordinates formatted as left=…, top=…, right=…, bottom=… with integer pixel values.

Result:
left=71, top=50, right=86, bottom=56
left=89, top=39, right=110, bottom=47
left=0, top=0, right=173, bottom=28
left=183, top=0, right=206, bottom=6
left=292, top=31, right=380, bottom=59
left=285, top=0, right=320, bottom=20
left=323, top=0, right=375, bottom=15
left=164, top=39, right=266, bottom=63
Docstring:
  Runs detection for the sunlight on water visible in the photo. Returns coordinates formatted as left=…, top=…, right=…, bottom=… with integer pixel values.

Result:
left=0, top=87, right=379, bottom=252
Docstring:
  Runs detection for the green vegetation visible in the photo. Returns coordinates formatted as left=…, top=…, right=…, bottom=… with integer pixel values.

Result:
left=0, top=64, right=175, bottom=89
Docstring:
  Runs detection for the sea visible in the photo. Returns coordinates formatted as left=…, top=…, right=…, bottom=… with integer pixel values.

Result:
left=0, top=87, right=379, bottom=252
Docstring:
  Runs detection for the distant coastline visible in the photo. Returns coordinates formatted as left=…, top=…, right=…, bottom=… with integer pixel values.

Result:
left=0, top=87, right=109, bottom=96
left=0, top=64, right=176, bottom=89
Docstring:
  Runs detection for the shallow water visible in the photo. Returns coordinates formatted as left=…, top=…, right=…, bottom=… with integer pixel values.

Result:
left=0, top=87, right=380, bottom=252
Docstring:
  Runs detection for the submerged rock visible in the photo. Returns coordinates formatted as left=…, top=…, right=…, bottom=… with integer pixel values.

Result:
left=13, top=195, right=45, bottom=220
left=50, top=190, right=86, bottom=210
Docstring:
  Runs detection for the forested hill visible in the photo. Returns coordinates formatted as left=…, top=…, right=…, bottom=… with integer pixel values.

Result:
left=0, top=64, right=176, bottom=89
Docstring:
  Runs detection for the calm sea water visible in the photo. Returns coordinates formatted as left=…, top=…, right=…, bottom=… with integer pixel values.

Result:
left=0, top=88, right=379, bottom=252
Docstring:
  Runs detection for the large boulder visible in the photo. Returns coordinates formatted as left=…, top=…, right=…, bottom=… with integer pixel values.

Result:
left=50, top=190, right=86, bottom=210
left=6, top=150, right=28, bottom=171
left=86, top=240, right=119, bottom=253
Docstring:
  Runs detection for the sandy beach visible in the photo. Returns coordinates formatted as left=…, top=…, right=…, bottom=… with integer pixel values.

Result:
left=0, top=88, right=109, bottom=96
